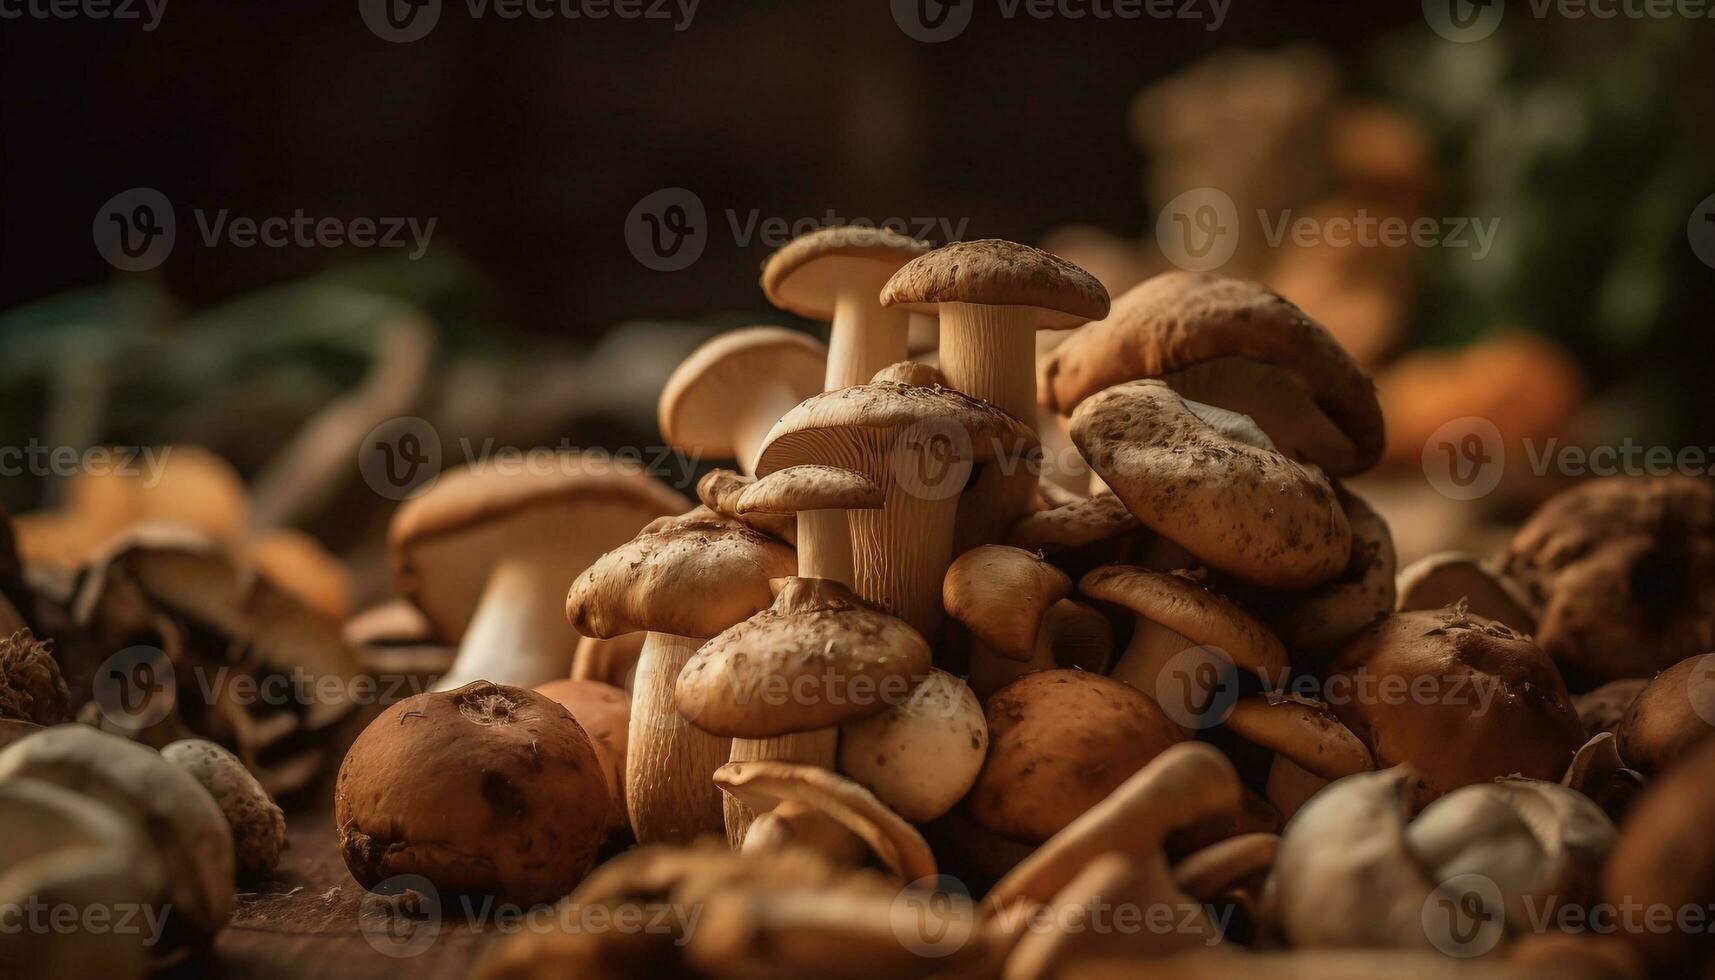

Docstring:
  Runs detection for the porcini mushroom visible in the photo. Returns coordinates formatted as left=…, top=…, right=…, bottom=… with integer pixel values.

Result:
left=761, top=226, right=931, bottom=391
left=1396, top=551, right=1536, bottom=634
left=735, top=465, right=884, bottom=587
left=838, top=667, right=987, bottom=823
left=389, top=455, right=685, bottom=691
left=658, top=327, right=827, bottom=474
left=1071, top=380, right=1352, bottom=589
left=1611, top=654, right=1715, bottom=775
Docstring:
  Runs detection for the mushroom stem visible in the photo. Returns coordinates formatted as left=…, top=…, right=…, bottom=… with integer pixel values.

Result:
left=795, top=509, right=855, bottom=587
left=435, top=559, right=574, bottom=691
left=724, top=730, right=839, bottom=849
left=936, top=302, right=1040, bottom=425
left=826, top=290, right=910, bottom=392
left=734, top=385, right=808, bottom=476
left=627, top=632, right=731, bottom=843
left=1109, top=615, right=1199, bottom=698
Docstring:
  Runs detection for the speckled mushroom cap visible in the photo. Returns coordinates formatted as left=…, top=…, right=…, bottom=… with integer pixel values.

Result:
left=695, top=469, right=794, bottom=543
left=713, top=760, right=936, bottom=884
left=1499, top=476, right=1715, bottom=689
left=657, top=327, right=827, bottom=461
left=761, top=226, right=931, bottom=320
left=1223, top=695, right=1373, bottom=780
left=755, top=380, right=1039, bottom=473
left=734, top=465, right=884, bottom=516
left=1071, top=380, right=1351, bottom=590
left=566, top=513, right=795, bottom=640
left=1039, top=271, right=1385, bottom=475
left=943, top=545, right=1073, bottom=660
left=1262, top=487, right=1398, bottom=655
left=1396, top=551, right=1537, bottom=635
left=1612, top=655, right=1715, bottom=776
left=675, top=577, right=930, bottom=737
left=1080, top=565, right=1289, bottom=683
left=1007, top=492, right=1142, bottom=554
left=879, top=239, right=1110, bottom=328
left=389, top=455, right=687, bottom=642
left=1325, top=608, right=1586, bottom=806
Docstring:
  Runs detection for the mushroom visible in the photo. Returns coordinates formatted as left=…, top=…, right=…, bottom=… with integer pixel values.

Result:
left=160, top=738, right=286, bottom=881
left=713, top=760, right=936, bottom=883
left=388, top=455, right=686, bottom=691
left=1324, top=608, right=1585, bottom=807
left=968, top=670, right=1184, bottom=844
left=1173, top=832, right=1279, bottom=905
left=1006, top=491, right=1145, bottom=578
left=1562, top=732, right=1645, bottom=822
left=1260, top=487, right=1397, bottom=655
left=1079, top=565, right=1288, bottom=727
left=734, top=465, right=884, bottom=587
left=942, top=545, right=1072, bottom=662
left=1071, top=380, right=1352, bottom=589
left=967, top=597, right=1114, bottom=702
left=869, top=359, right=947, bottom=387
left=536, top=678, right=631, bottom=832
left=761, top=226, right=931, bottom=391
left=1220, top=694, right=1373, bottom=819
left=1395, top=551, right=1536, bottom=634
left=0, top=724, right=236, bottom=942
left=567, top=513, right=796, bottom=843
left=658, top=327, right=827, bottom=475
left=335, top=681, right=609, bottom=906
left=1604, top=734, right=1715, bottom=966
left=343, top=598, right=455, bottom=683
left=755, top=380, right=1037, bottom=638
left=1040, top=271, right=1385, bottom=476
left=1499, top=475, right=1715, bottom=688
left=1611, top=654, right=1715, bottom=775
left=243, top=527, right=354, bottom=624
left=0, top=628, right=70, bottom=725
left=568, top=631, right=646, bottom=690
left=696, top=468, right=795, bottom=543
left=1574, top=679, right=1647, bottom=738
left=676, top=577, right=930, bottom=846
left=838, top=667, right=988, bottom=823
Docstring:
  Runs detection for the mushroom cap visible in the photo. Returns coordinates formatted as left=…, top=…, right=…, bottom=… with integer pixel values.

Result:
left=870, top=360, right=948, bottom=387
left=1263, top=487, right=1398, bottom=654
left=1223, top=695, right=1373, bottom=780
left=696, top=469, right=796, bottom=543
left=244, top=528, right=353, bottom=624
left=1499, top=475, right=1715, bottom=688
left=755, top=380, right=1039, bottom=475
left=1603, top=735, right=1715, bottom=965
left=1325, top=609, right=1586, bottom=806
left=334, top=681, right=610, bottom=906
left=160, top=738, right=286, bottom=881
left=969, top=670, right=1184, bottom=843
left=761, top=226, right=931, bottom=320
left=943, top=545, right=1073, bottom=660
left=837, top=668, right=988, bottom=823
left=1071, top=380, right=1351, bottom=589
left=675, top=577, right=930, bottom=737
left=389, top=454, right=686, bottom=642
left=1007, top=492, right=1142, bottom=553
left=1612, top=655, right=1715, bottom=776
left=735, top=465, right=884, bottom=516
left=658, top=327, right=827, bottom=462
left=1080, top=565, right=1289, bottom=682
left=566, top=513, right=796, bottom=640
left=713, top=760, right=936, bottom=884
left=880, top=239, right=1110, bottom=328
left=1039, top=271, right=1385, bottom=475
left=535, top=678, right=631, bottom=827
left=1575, top=678, right=1648, bottom=737
left=1395, top=551, right=1536, bottom=635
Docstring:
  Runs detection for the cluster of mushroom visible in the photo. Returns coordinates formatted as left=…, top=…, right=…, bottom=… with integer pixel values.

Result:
left=324, top=227, right=1711, bottom=979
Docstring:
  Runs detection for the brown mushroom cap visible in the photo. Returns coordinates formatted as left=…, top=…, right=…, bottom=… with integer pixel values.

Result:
left=756, top=380, right=1038, bottom=473
left=837, top=668, right=987, bottom=824
left=566, top=515, right=795, bottom=640
left=1071, top=380, right=1351, bottom=590
left=675, top=577, right=930, bottom=737
left=658, top=328, right=827, bottom=463
left=969, top=670, right=1184, bottom=843
left=734, top=465, right=884, bottom=516
left=1080, top=565, right=1289, bottom=684
left=390, top=455, right=686, bottom=642
left=695, top=469, right=795, bottom=543
left=536, top=679, right=631, bottom=826
left=1039, top=271, right=1385, bottom=475
left=1263, top=487, right=1398, bottom=654
left=1500, top=475, right=1715, bottom=688
left=880, top=239, right=1110, bottom=328
left=1576, top=678, right=1648, bottom=737
left=334, top=681, right=609, bottom=906
left=1612, top=655, right=1715, bottom=776
left=1396, top=551, right=1536, bottom=635
left=761, top=226, right=930, bottom=320
left=870, top=361, right=948, bottom=387
left=1325, top=609, right=1586, bottom=805
left=943, top=545, right=1073, bottom=661
left=1603, top=735, right=1715, bottom=965
left=1223, top=695, right=1373, bottom=780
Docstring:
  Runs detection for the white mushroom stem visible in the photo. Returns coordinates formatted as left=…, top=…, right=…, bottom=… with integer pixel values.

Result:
left=1108, top=615, right=1199, bottom=697
left=826, top=290, right=910, bottom=392
left=936, top=302, right=1040, bottom=425
left=734, top=384, right=811, bottom=476
left=795, top=509, right=855, bottom=587
left=1266, top=756, right=1329, bottom=821
left=725, top=733, right=841, bottom=850
left=434, top=558, right=576, bottom=691
left=627, top=632, right=731, bottom=844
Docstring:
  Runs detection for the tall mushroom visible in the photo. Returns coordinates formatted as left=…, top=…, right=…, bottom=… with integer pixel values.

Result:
left=567, top=514, right=795, bottom=843
left=761, top=226, right=931, bottom=391
left=676, top=577, right=930, bottom=847
left=734, top=465, right=883, bottom=587
left=658, top=327, right=826, bottom=475
left=390, top=455, right=686, bottom=692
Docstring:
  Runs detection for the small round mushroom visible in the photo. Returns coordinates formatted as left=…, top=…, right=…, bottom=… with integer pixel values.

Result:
left=161, top=738, right=286, bottom=881
left=967, top=597, right=1114, bottom=702
left=943, top=545, right=1072, bottom=662
left=761, top=226, right=931, bottom=391
left=335, top=681, right=609, bottom=905
left=1575, top=678, right=1648, bottom=738
left=1040, top=271, right=1385, bottom=476
left=1395, top=550, right=1536, bottom=634
left=1220, top=694, right=1373, bottom=819
left=837, top=668, right=987, bottom=823
left=1070, top=380, right=1352, bottom=589
left=735, top=465, right=884, bottom=587
left=658, top=327, right=827, bottom=475
left=968, top=670, right=1183, bottom=844
left=0, top=628, right=70, bottom=725
left=1611, top=654, right=1715, bottom=776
